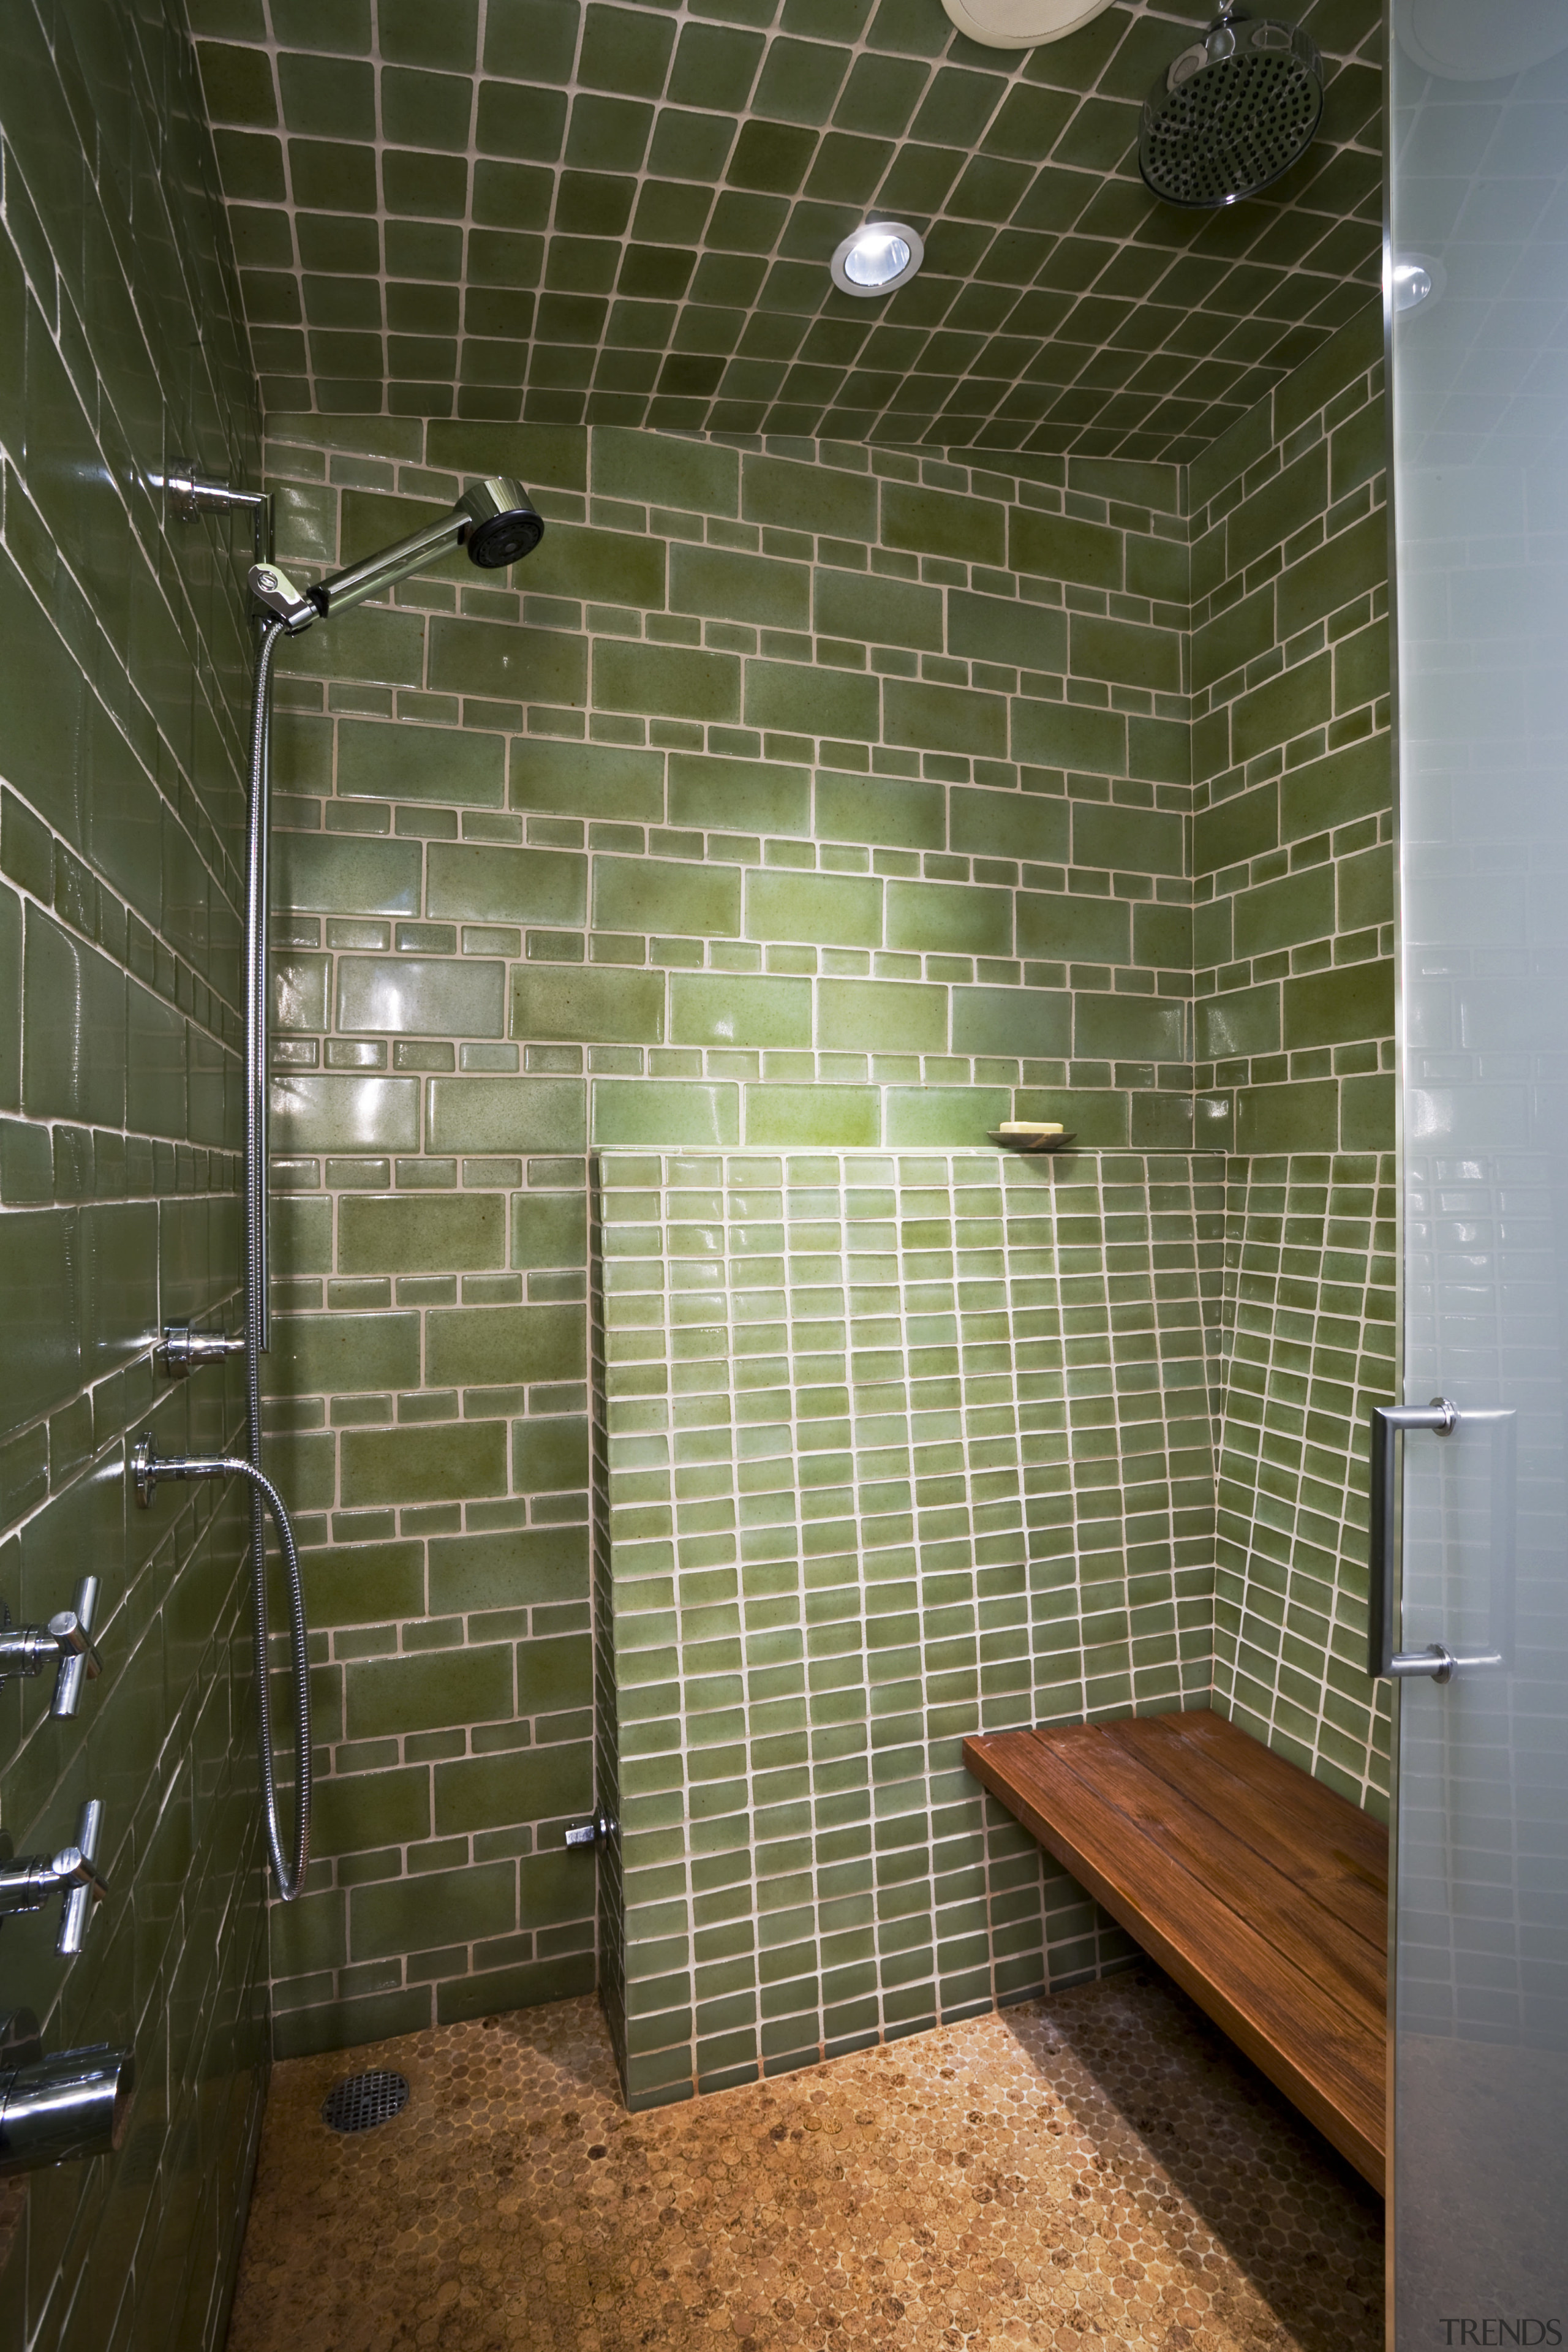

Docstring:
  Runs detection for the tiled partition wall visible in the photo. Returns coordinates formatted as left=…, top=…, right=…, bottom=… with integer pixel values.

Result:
left=259, top=412, right=1198, bottom=2056
left=0, top=5, right=266, bottom=2348
left=1189, top=304, right=1395, bottom=1807
left=594, top=1148, right=1221, bottom=2106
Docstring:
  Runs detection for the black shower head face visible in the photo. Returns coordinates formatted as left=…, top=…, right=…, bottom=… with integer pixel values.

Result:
left=456, top=475, right=545, bottom=568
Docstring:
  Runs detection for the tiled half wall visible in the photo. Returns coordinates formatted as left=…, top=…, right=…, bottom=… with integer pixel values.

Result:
left=594, top=1148, right=1219, bottom=2107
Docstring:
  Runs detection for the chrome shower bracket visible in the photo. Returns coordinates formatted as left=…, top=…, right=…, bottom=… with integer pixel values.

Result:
left=0, top=1579, right=102, bottom=1717
left=0, top=1801, right=108, bottom=1957
left=564, top=1809, right=619, bottom=1852
left=160, top=469, right=273, bottom=562
left=158, top=1323, right=245, bottom=1379
left=249, top=564, right=318, bottom=633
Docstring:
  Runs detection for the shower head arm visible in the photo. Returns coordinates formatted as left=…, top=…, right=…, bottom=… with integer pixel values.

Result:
left=309, top=509, right=473, bottom=619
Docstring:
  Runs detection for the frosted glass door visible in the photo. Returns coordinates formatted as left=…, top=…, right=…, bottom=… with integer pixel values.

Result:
left=1390, top=4, right=1568, bottom=2342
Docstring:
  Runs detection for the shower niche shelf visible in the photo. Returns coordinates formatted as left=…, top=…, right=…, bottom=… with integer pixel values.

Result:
left=965, top=1708, right=1387, bottom=2190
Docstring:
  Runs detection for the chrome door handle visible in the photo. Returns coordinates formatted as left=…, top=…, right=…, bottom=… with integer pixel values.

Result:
left=1368, top=1398, right=1513, bottom=1679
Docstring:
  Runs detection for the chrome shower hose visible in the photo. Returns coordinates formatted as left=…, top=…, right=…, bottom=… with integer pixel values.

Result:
left=244, top=616, right=311, bottom=1901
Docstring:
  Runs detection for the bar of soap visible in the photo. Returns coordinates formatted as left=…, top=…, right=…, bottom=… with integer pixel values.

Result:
left=997, top=1121, right=1064, bottom=1136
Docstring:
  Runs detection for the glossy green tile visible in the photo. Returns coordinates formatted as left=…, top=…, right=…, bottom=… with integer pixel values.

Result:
left=1071, top=802, right=1184, bottom=878
left=1015, top=891, right=1131, bottom=962
left=302, top=1539, right=426, bottom=1629
left=744, top=658, right=879, bottom=742
left=948, top=786, right=1066, bottom=864
left=0, top=1208, right=79, bottom=1440
left=1009, top=509, right=1121, bottom=590
left=271, top=1074, right=421, bottom=1152
left=341, top=1420, right=510, bottom=1507
left=1232, top=867, right=1335, bottom=959
left=509, top=739, right=663, bottom=822
left=23, top=907, right=124, bottom=1127
left=349, top=1861, right=517, bottom=1961
left=313, top=1768, right=431, bottom=1858
left=816, top=977, right=944, bottom=1052
left=947, top=590, right=1066, bottom=673
left=512, top=1194, right=587, bottom=1268
left=882, top=1087, right=1011, bottom=1145
left=275, top=833, right=423, bottom=916
left=339, top=1197, right=505, bottom=1274
left=1011, top=697, right=1125, bottom=775
left=338, top=718, right=505, bottom=807
left=435, top=1743, right=592, bottom=1836
left=1282, top=959, right=1393, bottom=1051
left=813, top=567, right=942, bottom=652
left=594, top=854, right=741, bottom=938
left=671, top=544, right=808, bottom=631
left=268, top=1311, right=424, bottom=1398
left=669, top=753, right=809, bottom=837
left=337, top=956, right=505, bottom=1036
left=425, top=1076, right=587, bottom=1151
left=881, top=483, right=1005, bottom=568
left=595, top=638, right=739, bottom=724
left=951, top=986, right=1068, bottom=1057
left=428, top=1524, right=588, bottom=1612
left=428, top=843, right=587, bottom=925
left=883, top=680, right=1007, bottom=760
left=426, top=1301, right=584, bottom=1385
left=814, top=771, right=944, bottom=851
left=1234, top=1080, right=1340, bottom=1155
left=744, top=1085, right=878, bottom=1147
left=1073, top=991, right=1185, bottom=1062
left=593, top=1079, right=739, bottom=1146
left=1195, top=982, right=1280, bottom=1061
left=513, top=1413, right=590, bottom=1492
left=745, top=870, right=881, bottom=948
left=741, top=454, right=876, bottom=541
left=884, top=880, right=1010, bottom=957
left=429, top=618, right=588, bottom=706
left=593, top=426, right=737, bottom=514
left=526, top=523, right=666, bottom=608
left=514, top=964, right=665, bottom=1043
left=669, top=973, right=810, bottom=1048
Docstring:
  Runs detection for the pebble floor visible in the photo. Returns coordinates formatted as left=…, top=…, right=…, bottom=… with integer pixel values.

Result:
left=224, top=1973, right=1384, bottom=2352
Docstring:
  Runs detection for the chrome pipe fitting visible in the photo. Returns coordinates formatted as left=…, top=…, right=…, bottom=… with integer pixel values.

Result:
left=158, top=1324, right=246, bottom=1380
left=0, top=1803, right=108, bottom=1958
left=0, top=1578, right=102, bottom=1717
left=564, top=1810, right=618, bottom=1852
left=0, top=2011, right=134, bottom=2175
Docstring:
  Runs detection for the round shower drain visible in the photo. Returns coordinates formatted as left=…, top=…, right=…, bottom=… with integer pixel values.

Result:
left=321, top=2069, right=410, bottom=2133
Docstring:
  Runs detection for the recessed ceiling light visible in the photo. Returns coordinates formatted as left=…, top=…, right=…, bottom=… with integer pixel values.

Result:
left=941, top=0, right=1117, bottom=47
left=830, top=221, right=925, bottom=298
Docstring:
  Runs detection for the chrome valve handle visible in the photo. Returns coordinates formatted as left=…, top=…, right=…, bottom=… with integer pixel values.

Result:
left=0, top=1578, right=102, bottom=1718
left=0, top=1802, right=108, bottom=1957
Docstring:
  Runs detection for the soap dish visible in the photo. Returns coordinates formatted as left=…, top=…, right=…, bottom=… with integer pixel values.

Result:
left=989, top=1123, right=1076, bottom=1153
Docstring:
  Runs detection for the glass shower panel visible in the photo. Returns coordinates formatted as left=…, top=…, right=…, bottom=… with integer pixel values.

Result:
left=1390, top=4, right=1568, bottom=2341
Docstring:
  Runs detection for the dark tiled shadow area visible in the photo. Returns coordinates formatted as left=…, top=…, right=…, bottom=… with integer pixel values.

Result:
left=227, top=1976, right=1382, bottom=2352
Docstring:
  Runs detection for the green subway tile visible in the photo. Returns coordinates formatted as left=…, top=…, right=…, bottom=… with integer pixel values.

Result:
left=813, top=568, right=942, bottom=652
left=1278, top=509, right=1385, bottom=640
left=1015, top=891, right=1130, bottom=962
left=427, top=843, right=587, bottom=924
left=744, top=658, right=879, bottom=742
left=429, top=1525, right=588, bottom=1612
left=434, top=1744, right=593, bottom=1837
left=341, top=1420, right=510, bottom=1507
left=671, top=544, right=809, bottom=631
left=741, top=454, right=876, bottom=541
left=1337, top=846, right=1392, bottom=933
left=817, top=978, right=944, bottom=1052
left=814, top=771, right=944, bottom=851
left=1233, top=867, right=1335, bottom=959
left=1280, top=737, right=1390, bottom=840
left=339, top=1197, right=506, bottom=1275
left=1231, top=650, right=1333, bottom=764
left=949, top=786, right=1066, bottom=863
left=946, top=587, right=1067, bottom=676
left=23, top=910, right=124, bottom=1127
left=313, top=1768, right=431, bottom=1858
left=669, top=753, right=809, bottom=837
left=592, top=1079, right=739, bottom=1147
left=883, top=1087, right=1011, bottom=1145
left=883, top=680, right=1007, bottom=761
left=265, top=1310, right=423, bottom=1392
left=594, top=854, right=741, bottom=938
left=884, top=880, right=1010, bottom=957
left=1341, top=1071, right=1395, bottom=1149
left=1194, top=782, right=1278, bottom=875
left=337, top=956, right=505, bottom=1036
left=302, top=1539, right=426, bottom=1628
left=526, top=523, right=666, bottom=608
left=1195, top=982, right=1281, bottom=1060
left=514, top=1414, right=589, bottom=1491
left=512, top=1194, right=587, bottom=1268
left=517, top=1631, right=592, bottom=1713
left=1009, top=509, right=1121, bottom=590
left=669, top=974, right=810, bottom=1048
left=594, top=426, right=738, bottom=515
left=951, top=986, right=1068, bottom=1058
left=510, top=739, right=664, bottom=823
left=275, top=833, right=422, bottom=916
left=0, top=1209, right=78, bottom=1439
left=426, top=1302, right=584, bottom=1386
left=594, top=639, right=741, bottom=724
left=1069, top=614, right=1180, bottom=695
left=1071, top=802, right=1183, bottom=878
left=1132, top=903, right=1191, bottom=969
left=426, top=423, right=589, bottom=491
left=350, top=1861, right=517, bottom=1961
left=429, top=619, right=589, bottom=706
left=1234, top=1079, right=1340, bottom=1155
left=1226, top=445, right=1328, bottom=576
left=514, top=965, right=666, bottom=1044
left=745, top=870, right=881, bottom=947
left=880, top=483, right=1005, bottom=569
left=1011, top=698, right=1125, bottom=775
left=1282, top=959, right=1393, bottom=1051
left=425, top=1076, right=587, bottom=1151
left=1072, top=992, right=1185, bottom=1062
left=744, top=1085, right=878, bottom=1148
left=337, top=719, right=505, bottom=808
left=280, top=605, right=426, bottom=686
left=271, top=1074, right=421, bottom=1152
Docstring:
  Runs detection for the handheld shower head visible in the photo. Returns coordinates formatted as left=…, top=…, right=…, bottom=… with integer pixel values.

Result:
left=249, top=472, right=544, bottom=630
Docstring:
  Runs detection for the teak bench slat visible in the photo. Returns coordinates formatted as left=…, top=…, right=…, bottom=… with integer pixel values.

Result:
left=963, top=1709, right=1388, bottom=2192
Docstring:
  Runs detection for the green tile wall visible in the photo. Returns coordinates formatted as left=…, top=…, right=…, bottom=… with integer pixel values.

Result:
left=594, top=1147, right=1221, bottom=2107
left=1188, top=303, right=1395, bottom=1811
left=0, top=4, right=267, bottom=2348
left=260, top=410, right=1196, bottom=2057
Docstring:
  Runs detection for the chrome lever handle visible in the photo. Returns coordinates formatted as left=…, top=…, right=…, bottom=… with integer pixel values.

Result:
left=0, top=1578, right=103, bottom=1717
left=0, top=1801, right=108, bottom=1955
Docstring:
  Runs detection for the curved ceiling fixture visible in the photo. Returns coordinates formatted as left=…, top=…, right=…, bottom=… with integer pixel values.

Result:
left=829, top=221, right=925, bottom=298
left=941, top=0, right=1117, bottom=42
left=1394, top=0, right=1568, bottom=80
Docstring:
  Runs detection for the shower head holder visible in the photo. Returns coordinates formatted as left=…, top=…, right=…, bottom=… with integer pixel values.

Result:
left=249, top=473, right=545, bottom=634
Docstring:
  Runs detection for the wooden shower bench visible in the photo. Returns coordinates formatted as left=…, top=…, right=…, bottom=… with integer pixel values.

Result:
left=963, top=1709, right=1388, bottom=2190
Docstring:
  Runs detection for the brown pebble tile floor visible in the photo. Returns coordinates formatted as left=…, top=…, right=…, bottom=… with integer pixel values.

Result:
left=225, top=1973, right=1384, bottom=2352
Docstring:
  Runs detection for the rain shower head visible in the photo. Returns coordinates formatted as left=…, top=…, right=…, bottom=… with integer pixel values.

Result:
left=1138, top=2, right=1324, bottom=209
left=249, top=473, right=544, bottom=630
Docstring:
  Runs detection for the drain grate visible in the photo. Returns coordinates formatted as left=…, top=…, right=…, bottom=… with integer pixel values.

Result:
left=321, top=2070, right=410, bottom=2134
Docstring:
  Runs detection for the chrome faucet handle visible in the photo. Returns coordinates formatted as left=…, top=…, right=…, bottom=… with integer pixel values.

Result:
left=0, top=1802, right=109, bottom=1957
left=0, top=1579, right=103, bottom=1717
left=158, top=1324, right=246, bottom=1379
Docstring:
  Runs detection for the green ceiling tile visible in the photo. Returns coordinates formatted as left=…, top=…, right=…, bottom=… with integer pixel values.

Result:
left=729, top=118, right=818, bottom=194
left=709, top=190, right=790, bottom=254
left=473, top=160, right=554, bottom=230
left=670, top=22, right=764, bottom=113
left=213, top=127, right=286, bottom=200
left=557, top=172, right=638, bottom=239
left=647, top=107, right=739, bottom=182
left=834, top=52, right=928, bottom=139
left=271, top=0, right=369, bottom=45
left=567, top=91, right=655, bottom=171
left=196, top=41, right=277, bottom=125
left=382, top=67, right=475, bottom=152
left=876, top=142, right=966, bottom=216
left=277, top=51, right=375, bottom=138
left=477, top=78, right=568, bottom=160
left=303, top=274, right=381, bottom=328
left=381, top=148, right=470, bottom=217
left=752, top=38, right=849, bottom=129
left=911, top=68, right=1008, bottom=150
left=580, top=4, right=677, bottom=100
left=289, top=138, right=379, bottom=213
left=483, top=0, right=581, bottom=84
left=380, top=0, right=477, bottom=69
